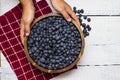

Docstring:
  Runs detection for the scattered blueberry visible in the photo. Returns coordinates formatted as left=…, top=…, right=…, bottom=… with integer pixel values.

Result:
left=81, top=23, right=86, bottom=28
left=87, top=18, right=91, bottom=22
left=84, top=32, right=89, bottom=37
left=73, top=7, right=92, bottom=38
left=80, top=9, right=84, bottom=14
left=86, top=25, right=91, bottom=31
left=79, top=19, right=82, bottom=24
left=83, top=15, right=87, bottom=19
left=77, top=10, right=81, bottom=14
left=73, top=7, right=76, bottom=11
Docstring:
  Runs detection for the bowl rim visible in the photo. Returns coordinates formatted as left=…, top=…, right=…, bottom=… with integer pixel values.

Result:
left=23, top=13, right=85, bottom=73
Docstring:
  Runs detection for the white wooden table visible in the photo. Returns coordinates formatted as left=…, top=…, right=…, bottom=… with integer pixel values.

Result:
left=0, top=0, right=120, bottom=80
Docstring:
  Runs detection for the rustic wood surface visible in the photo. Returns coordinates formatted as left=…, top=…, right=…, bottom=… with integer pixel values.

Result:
left=0, top=0, right=120, bottom=80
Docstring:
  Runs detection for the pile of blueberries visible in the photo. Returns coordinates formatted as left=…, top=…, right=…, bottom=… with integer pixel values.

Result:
left=73, top=7, right=92, bottom=37
left=27, top=16, right=82, bottom=70
left=27, top=7, right=91, bottom=70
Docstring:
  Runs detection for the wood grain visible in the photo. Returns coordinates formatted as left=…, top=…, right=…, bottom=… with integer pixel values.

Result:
left=51, top=66, right=120, bottom=80
left=65, top=0, right=120, bottom=15
left=1, top=0, right=120, bottom=15
left=78, top=17, right=120, bottom=65
left=46, top=0, right=120, bottom=15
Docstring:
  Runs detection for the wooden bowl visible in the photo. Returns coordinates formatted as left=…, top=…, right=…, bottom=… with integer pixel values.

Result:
left=24, top=13, right=85, bottom=73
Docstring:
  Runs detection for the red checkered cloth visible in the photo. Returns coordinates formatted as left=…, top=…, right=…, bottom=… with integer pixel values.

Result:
left=0, top=0, right=77, bottom=80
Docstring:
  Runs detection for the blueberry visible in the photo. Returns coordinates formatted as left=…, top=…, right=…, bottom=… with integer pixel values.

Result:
left=83, top=29, right=87, bottom=33
left=73, top=7, right=76, bottom=11
left=81, top=23, right=86, bottom=28
left=78, top=14, right=82, bottom=18
left=44, top=53, right=49, bottom=57
left=66, top=57, right=69, bottom=61
left=86, top=32, right=89, bottom=36
left=40, top=57, right=45, bottom=63
left=55, top=64, right=59, bottom=68
left=80, top=9, right=84, bottom=13
left=33, top=52, right=39, bottom=56
left=84, top=32, right=89, bottom=37
left=79, top=19, right=82, bottom=23
left=49, top=55, right=53, bottom=58
left=88, top=27, right=91, bottom=31
left=48, top=65, right=52, bottom=69
left=77, top=10, right=81, bottom=14
left=54, top=56, right=59, bottom=59
left=51, top=64, right=55, bottom=68
left=83, top=15, right=87, bottom=19
left=34, top=47, right=37, bottom=50
left=87, top=18, right=91, bottom=22
left=63, top=63, right=67, bottom=67
left=86, top=25, right=91, bottom=31
left=51, top=59, right=56, bottom=63
left=56, top=36, right=60, bottom=40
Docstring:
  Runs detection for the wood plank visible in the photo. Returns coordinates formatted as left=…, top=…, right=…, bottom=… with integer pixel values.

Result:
left=65, top=0, right=120, bottom=15
left=51, top=66, right=120, bottom=80
left=0, top=53, right=18, bottom=80
left=0, top=0, right=19, bottom=15
left=78, top=17, right=120, bottom=65
left=1, top=0, right=120, bottom=15
left=47, top=0, right=120, bottom=15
